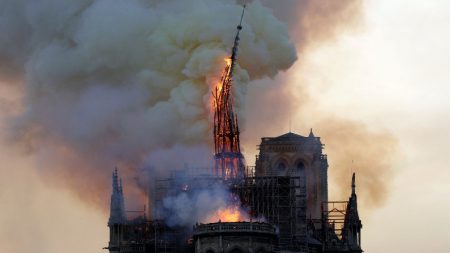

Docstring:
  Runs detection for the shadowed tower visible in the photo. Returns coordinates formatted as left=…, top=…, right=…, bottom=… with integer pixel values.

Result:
left=107, top=168, right=126, bottom=253
left=255, top=129, right=329, bottom=219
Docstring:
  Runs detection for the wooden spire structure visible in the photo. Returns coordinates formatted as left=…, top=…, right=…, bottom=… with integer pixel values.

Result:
left=213, top=5, right=246, bottom=181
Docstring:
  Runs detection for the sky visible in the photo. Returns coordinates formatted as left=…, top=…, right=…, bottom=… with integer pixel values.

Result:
left=289, top=0, right=450, bottom=252
left=1, top=0, right=450, bottom=252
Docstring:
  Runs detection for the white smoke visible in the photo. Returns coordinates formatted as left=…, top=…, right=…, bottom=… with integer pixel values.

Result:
left=161, top=184, right=229, bottom=227
left=0, top=0, right=297, bottom=207
left=160, top=180, right=254, bottom=227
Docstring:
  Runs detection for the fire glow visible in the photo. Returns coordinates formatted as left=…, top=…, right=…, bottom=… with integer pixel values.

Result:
left=212, top=53, right=246, bottom=180
left=205, top=205, right=249, bottom=223
left=213, top=57, right=232, bottom=97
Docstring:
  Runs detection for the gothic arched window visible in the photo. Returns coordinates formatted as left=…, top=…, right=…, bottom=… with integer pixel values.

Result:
left=278, top=161, right=287, bottom=171
left=297, top=161, right=305, bottom=172
left=297, top=161, right=306, bottom=180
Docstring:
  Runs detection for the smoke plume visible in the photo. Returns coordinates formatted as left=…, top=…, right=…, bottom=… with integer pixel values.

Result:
left=0, top=0, right=395, bottom=214
left=313, top=117, right=397, bottom=208
left=160, top=183, right=250, bottom=227
left=242, top=0, right=398, bottom=208
left=0, top=0, right=297, bottom=209
left=260, top=0, right=363, bottom=51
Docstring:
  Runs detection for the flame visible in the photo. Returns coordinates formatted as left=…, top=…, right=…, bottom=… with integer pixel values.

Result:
left=215, top=57, right=232, bottom=93
left=205, top=205, right=249, bottom=223
left=224, top=57, right=232, bottom=66
left=210, top=57, right=233, bottom=115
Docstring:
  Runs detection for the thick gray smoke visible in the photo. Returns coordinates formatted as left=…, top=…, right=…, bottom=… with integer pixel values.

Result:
left=160, top=183, right=250, bottom=227
left=162, top=189, right=225, bottom=227
left=0, top=0, right=297, bottom=208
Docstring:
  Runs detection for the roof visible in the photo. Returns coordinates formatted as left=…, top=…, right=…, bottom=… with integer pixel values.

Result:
left=260, top=131, right=321, bottom=145
left=272, top=132, right=306, bottom=140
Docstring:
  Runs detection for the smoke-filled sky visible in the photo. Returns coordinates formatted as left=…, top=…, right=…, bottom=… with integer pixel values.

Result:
left=1, top=0, right=450, bottom=252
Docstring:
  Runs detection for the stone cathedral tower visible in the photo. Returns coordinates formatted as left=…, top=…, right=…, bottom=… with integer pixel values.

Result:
left=255, top=130, right=328, bottom=219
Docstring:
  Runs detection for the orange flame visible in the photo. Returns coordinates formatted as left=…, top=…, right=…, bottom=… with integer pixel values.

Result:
left=205, top=205, right=249, bottom=223
left=216, top=58, right=232, bottom=93
left=224, top=57, right=232, bottom=66
left=210, top=57, right=233, bottom=114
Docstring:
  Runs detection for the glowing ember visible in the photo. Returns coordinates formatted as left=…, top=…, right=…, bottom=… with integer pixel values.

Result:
left=224, top=57, right=232, bottom=66
left=209, top=57, right=232, bottom=114
left=212, top=54, right=245, bottom=180
left=205, top=205, right=249, bottom=223
left=214, top=58, right=232, bottom=94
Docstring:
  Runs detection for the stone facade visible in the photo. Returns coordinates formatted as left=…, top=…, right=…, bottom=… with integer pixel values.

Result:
left=255, top=131, right=328, bottom=219
left=193, top=222, right=277, bottom=253
left=106, top=131, right=363, bottom=253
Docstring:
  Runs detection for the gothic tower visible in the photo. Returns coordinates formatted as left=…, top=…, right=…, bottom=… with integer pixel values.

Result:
left=255, top=130, right=329, bottom=219
left=108, top=168, right=126, bottom=253
left=343, top=173, right=363, bottom=253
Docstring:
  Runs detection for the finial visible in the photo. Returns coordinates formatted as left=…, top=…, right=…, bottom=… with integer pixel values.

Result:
left=238, top=4, right=246, bottom=29
left=229, top=4, right=246, bottom=77
left=352, top=172, right=356, bottom=195
left=308, top=128, right=315, bottom=138
left=289, top=118, right=291, bottom=133
left=112, top=167, right=119, bottom=192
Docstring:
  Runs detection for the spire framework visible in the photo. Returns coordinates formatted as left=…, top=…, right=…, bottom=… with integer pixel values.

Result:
left=213, top=5, right=246, bottom=181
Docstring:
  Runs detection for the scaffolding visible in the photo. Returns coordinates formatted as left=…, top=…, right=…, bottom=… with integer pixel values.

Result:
left=153, top=170, right=313, bottom=252
left=322, top=201, right=348, bottom=240
left=307, top=201, right=351, bottom=252
left=234, top=176, right=308, bottom=252
left=105, top=219, right=185, bottom=253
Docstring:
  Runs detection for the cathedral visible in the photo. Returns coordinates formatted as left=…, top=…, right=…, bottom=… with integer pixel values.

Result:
left=105, top=5, right=362, bottom=253
left=105, top=130, right=363, bottom=253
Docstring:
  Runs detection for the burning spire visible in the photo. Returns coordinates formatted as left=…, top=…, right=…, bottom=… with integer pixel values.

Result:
left=213, top=5, right=247, bottom=181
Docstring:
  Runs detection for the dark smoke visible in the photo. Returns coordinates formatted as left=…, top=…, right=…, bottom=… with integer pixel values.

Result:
left=0, top=0, right=394, bottom=213
left=0, top=0, right=297, bottom=210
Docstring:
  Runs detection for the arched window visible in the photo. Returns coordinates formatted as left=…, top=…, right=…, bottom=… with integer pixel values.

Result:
left=297, top=161, right=305, bottom=173
left=229, top=249, right=244, bottom=253
left=297, top=161, right=306, bottom=182
left=278, top=161, right=287, bottom=171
